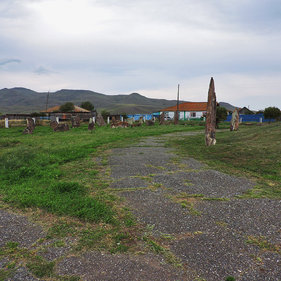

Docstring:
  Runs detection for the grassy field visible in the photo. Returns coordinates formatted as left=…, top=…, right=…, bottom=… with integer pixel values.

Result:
left=169, top=122, right=281, bottom=199
left=0, top=123, right=202, bottom=223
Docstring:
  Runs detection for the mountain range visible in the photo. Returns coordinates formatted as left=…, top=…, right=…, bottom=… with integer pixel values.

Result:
left=0, top=87, right=236, bottom=114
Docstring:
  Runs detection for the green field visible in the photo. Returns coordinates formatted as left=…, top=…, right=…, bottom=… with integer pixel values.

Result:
left=169, top=123, right=281, bottom=198
left=0, top=124, right=200, bottom=223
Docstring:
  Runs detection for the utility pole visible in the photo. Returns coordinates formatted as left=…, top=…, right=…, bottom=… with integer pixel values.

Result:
left=45, top=91, right=50, bottom=112
left=174, top=84, right=180, bottom=125
left=177, top=84, right=180, bottom=111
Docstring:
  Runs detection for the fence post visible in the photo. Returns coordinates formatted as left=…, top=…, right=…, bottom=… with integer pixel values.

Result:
left=107, top=116, right=110, bottom=124
left=259, top=117, right=262, bottom=123
left=56, top=117, right=59, bottom=124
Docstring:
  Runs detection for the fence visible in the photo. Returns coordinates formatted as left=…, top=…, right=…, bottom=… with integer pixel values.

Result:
left=226, top=114, right=275, bottom=123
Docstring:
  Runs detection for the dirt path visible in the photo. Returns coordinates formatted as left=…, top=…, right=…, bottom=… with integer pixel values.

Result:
left=1, top=132, right=280, bottom=280
left=107, top=133, right=281, bottom=281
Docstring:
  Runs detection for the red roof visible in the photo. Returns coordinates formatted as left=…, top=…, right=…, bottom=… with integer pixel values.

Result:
left=161, top=102, right=207, bottom=112
left=44, top=105, right=90, bottom=113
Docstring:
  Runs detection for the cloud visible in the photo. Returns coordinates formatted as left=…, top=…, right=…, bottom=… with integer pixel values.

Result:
left=0, top=0, right=280, bottom=110
left=34, top=66, right=55, bottom=75
left=0, top=58, right=21, bottom=66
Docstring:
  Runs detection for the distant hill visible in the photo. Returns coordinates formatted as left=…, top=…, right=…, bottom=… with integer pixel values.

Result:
left=0, top=88, right=183, bottom=114
left=0, top=87, right=238, bottom=114
left=218, top=102, right=238, bottom=112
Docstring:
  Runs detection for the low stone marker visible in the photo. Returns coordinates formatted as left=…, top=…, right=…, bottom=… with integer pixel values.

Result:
left=127, top=118, right=134, bottom=125
left=230, top=108, right=239, bottom=131
left=88, top=118, right=95, bottom=132
left=54, top=123, right=69, bottom=132
left=146, top=120, right=154, bottom=126
left=111, top=121, right=129, bottom=128
left=205, top=77, right=217, bottom=146
left=96, top=113, right=106, bottom=126
left=50, top=120, right=69, bottom=132
left=71, top=115, right=80, bottom=128
left=23, top=118, right=36, bottom=134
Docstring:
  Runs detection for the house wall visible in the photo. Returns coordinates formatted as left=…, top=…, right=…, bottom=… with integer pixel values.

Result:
left=162, top=111, right=205, bottom=120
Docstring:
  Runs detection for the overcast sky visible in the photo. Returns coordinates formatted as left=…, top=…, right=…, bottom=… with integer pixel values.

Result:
left=0, top=0, right=280, bottom=109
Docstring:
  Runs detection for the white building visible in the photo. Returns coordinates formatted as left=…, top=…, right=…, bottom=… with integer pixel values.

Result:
left=160, top=102, right=207, bottom=120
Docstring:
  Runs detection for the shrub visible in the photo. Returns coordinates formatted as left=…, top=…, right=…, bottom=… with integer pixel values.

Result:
left=264, top=107, right=280, bottom=120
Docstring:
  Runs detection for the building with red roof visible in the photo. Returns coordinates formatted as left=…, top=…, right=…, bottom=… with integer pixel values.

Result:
left=160, top=102, right=207, bottom=120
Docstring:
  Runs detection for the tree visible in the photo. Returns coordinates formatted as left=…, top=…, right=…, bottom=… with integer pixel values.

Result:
left=264, top=107, right=280, bottom=121
left=216, top=106, right=227, bottom=128
left=255, top=110, right=264, bottom=115
left=80, top=101, right=94, bottom=111
left=101, top=110, right=110, bottom=120
left=59, top=102, right=75, bottom=112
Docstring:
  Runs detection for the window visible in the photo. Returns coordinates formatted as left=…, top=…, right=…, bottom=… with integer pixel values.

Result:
left=191, top=112, right=196, bottom=117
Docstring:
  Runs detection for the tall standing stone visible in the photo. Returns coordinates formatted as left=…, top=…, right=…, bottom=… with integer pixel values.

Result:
left=159, top=112, right=165, bottom=125
left=205, top=77, right=217, bottom=146
left=230, top=108, right=239, bottom=131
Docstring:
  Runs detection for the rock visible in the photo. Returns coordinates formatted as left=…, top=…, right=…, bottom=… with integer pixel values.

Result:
left=23, top=118, right=35, bottom=134
left=88, top=118, right=95, bottom=131
left=146, top=120, right=154, bottom=126
left=96, top=113, right=106, bottom=126
left=159, top=112, right=165, bottom=125
left=71, top=115, right=80, bottom=128
left=230, top=108, right=239, bottom=131
left=205, top=77, right=217, bottom=146
left=53, top=123, right=69, bottom=132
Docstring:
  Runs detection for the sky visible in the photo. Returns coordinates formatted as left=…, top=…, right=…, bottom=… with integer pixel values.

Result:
left=0, top=0, right=281, bottom=110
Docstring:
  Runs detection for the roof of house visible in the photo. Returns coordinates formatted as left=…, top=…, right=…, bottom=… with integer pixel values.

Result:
left=44, top=105, right=90, bottom=113
left=160, top=102, right=207, bottom=112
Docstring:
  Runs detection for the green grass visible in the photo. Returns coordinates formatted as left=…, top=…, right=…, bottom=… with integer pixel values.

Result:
left=169, top=123, right=281, bottom=198
left=0, top=124, right=201, bottom=223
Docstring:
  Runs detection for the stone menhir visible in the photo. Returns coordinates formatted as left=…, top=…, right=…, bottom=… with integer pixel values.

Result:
left=127, top=118, right=134, bottom=125
left=174, top=111, right=179, bottom=125
left=54, top=124, right=69, bottom=132
left=88, top=118, right=95, bottom=132
left=146, top=120, right=154, bottom=126
left=205, top=77, right=217, bottom=146
left=50, top=120, right=59, bottom=130
left=230, top=108, right=239, bottom=131
left=23, top=118, right=35, bottom=134
left=96, top=113, right=106, bottom=126
left=111, top=121, right=129, bottom=128
left=71, top=115, right=80, bottom=128
left=159, top=112, right=165, bottom=125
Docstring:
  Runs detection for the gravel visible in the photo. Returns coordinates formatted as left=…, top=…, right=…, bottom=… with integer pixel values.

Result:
left=109, top=134, right=281, bottom=281
left=5, top=266, right=40, bottom=281
left=58, top=252, right=189, bottom=281
left=0, top=209, right=45, bottom=248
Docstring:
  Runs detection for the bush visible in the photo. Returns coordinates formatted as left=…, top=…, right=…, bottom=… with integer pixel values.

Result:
left=216, top=106, right=227, bottom=128
left=59, top=102, right=75, bottom=112
left=264, top=107, right=280, bottom=120
left=80, top=101, right=94, bottom=111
